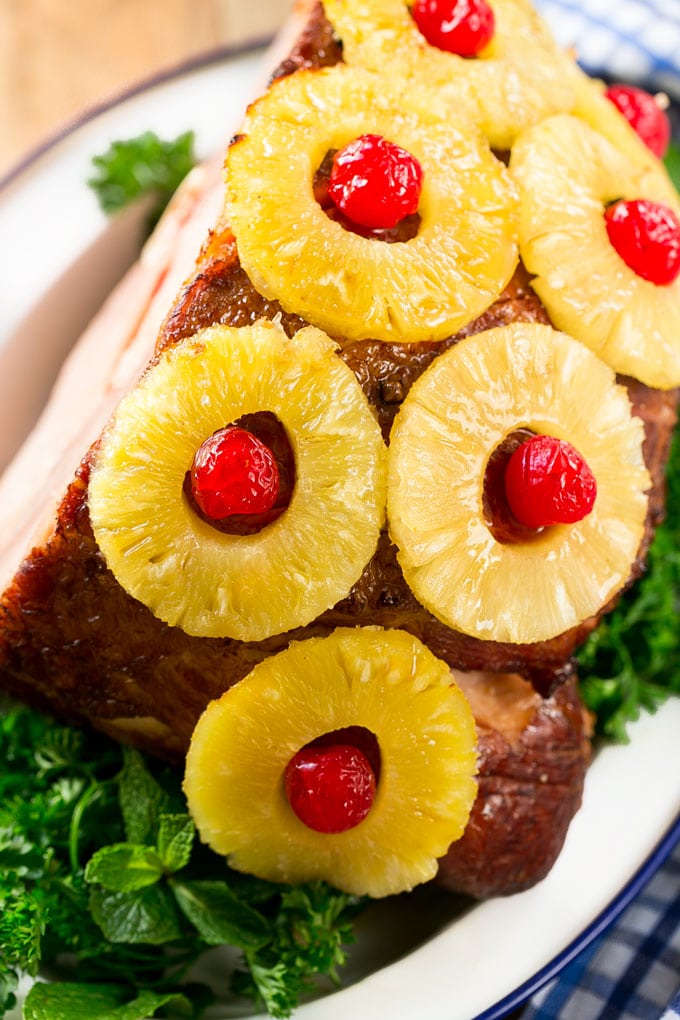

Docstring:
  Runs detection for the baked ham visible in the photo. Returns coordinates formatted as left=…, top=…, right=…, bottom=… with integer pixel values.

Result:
left=0, top=0, right=676, bottom=895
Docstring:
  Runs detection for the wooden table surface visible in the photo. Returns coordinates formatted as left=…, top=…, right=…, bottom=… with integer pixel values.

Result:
left=0, top=0, right=291, bottom=178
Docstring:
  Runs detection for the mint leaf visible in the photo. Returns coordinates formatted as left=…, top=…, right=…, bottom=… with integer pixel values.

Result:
left=85, top=844, right=164, bottom=892
left=23, top=981, right=191, bottom=1020
left=171, top=880, right=270, bottom=949
left=89, top=885, right=183, bottom=945
left=0, top=703, right=364, bottom=1017
left=156, top=814, right=195, bottom=873
left=118, top=748, right=173, bottom=845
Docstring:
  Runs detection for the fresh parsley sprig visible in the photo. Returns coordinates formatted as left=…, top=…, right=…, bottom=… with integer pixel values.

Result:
left=88, top=130, right=196, bottom=227
left=0, top=705, right=123, bottom=984
left=234, top=883, right=362, bottom=1018
left=665, top=140, right=680, bottom=192
left=577, top=430, right=680, bottom=739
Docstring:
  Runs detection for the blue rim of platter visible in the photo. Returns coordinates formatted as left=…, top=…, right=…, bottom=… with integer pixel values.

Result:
left=472, top=813, right=680, bottom=1019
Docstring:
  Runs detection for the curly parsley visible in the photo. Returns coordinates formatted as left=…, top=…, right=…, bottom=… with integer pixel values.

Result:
left=665, top=140, right=680, bottom=192
left=577, top=430, right=680, bottom=739
left=88, top=130, right=196, bottom=227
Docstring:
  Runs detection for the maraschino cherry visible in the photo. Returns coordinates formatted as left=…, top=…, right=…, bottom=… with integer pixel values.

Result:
left=285, top=743, right=376, bottom=834
left=327, top=133, right=424, bottom=230
left=605, top=199, right=680, bottom=286
left=190, top=425, right=280, bottom=520
left=604, top=84, right=670, bottom=159
left=412, top=0, right=495, bottom=57
left=504, top=435, right=597, bottom=529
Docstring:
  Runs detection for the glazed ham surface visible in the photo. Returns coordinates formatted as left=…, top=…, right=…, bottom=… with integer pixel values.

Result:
left=0, top=0, right=675, bottom=894
left=3, top=214, right=676, bottom=755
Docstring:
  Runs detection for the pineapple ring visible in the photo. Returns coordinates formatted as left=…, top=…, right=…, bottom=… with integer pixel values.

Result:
left=571, top=71, right=679, bottom=200
left=89, top=320, right=387, bottom=642
left=511, top=114, right=680, bottom=389
left=323, top=0, right=578, bottom=150
left=183, top=627, right=478, bottom=898
left=387, top=323, right=650, bottom=645
left=226, top=64, right=518, bottom=344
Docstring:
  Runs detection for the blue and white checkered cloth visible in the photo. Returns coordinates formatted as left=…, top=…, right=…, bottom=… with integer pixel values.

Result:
left=535, top=0, right=680, bottom=98
left=511, top=9, right=680, bottom=1016
left=662, top=987, right=680, bottom=1020
left=519, top=838, right=680, bottom=1019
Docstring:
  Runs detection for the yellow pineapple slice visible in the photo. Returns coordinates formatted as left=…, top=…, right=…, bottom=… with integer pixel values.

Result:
left=226, top=64, right=518, bottom=344
left=571, top=69, right=678, bottom=202
left=89, top=320, right=387, bottom=641
left=511, top=114, right=680, bottom=389
left=387, top=323, right=649, bottom=644
left=322, top=0, right=578, bottom=149
left=183, top=627, right=478, bottom=897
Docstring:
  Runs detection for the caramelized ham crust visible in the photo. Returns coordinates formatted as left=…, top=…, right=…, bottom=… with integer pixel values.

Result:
left=437, top=674, right=591, bottom=897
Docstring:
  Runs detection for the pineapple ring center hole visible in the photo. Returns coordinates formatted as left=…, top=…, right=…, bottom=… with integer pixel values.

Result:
left=184, top=411, right=295, bottom=536
left=314, top=149, right=421, bottom=243
left=483, top=427, right=545, bottom=544
left=297, top=725, right=382, bottom=782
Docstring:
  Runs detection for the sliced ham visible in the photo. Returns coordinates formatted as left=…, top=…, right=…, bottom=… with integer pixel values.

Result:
left=0, top=161, right=224, bottom=592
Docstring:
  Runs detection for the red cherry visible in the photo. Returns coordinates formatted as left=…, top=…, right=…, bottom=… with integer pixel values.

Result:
left=284, top=743, right=376, bottom=834
left=412, top=0, right=495, bottom=57
left=327, top=133, right=424, bottom=230
left=504, top=435, right=597, bottom=530
left=604, top=84, right=670, bottom=160
left=604, top=199, right=680, bottom=285
left=190, top=425, right=280, bottom=520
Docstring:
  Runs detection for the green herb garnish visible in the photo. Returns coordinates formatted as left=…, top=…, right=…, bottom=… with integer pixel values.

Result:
left=0, top=713, right=361, bottom=1019
left=88, top=131, right=196, bottom=226
left=665, top=140, right=680, bottom=192
left=577, top=430, right=680, bottom=740
left=23, top=983, right=192, bottom=1020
